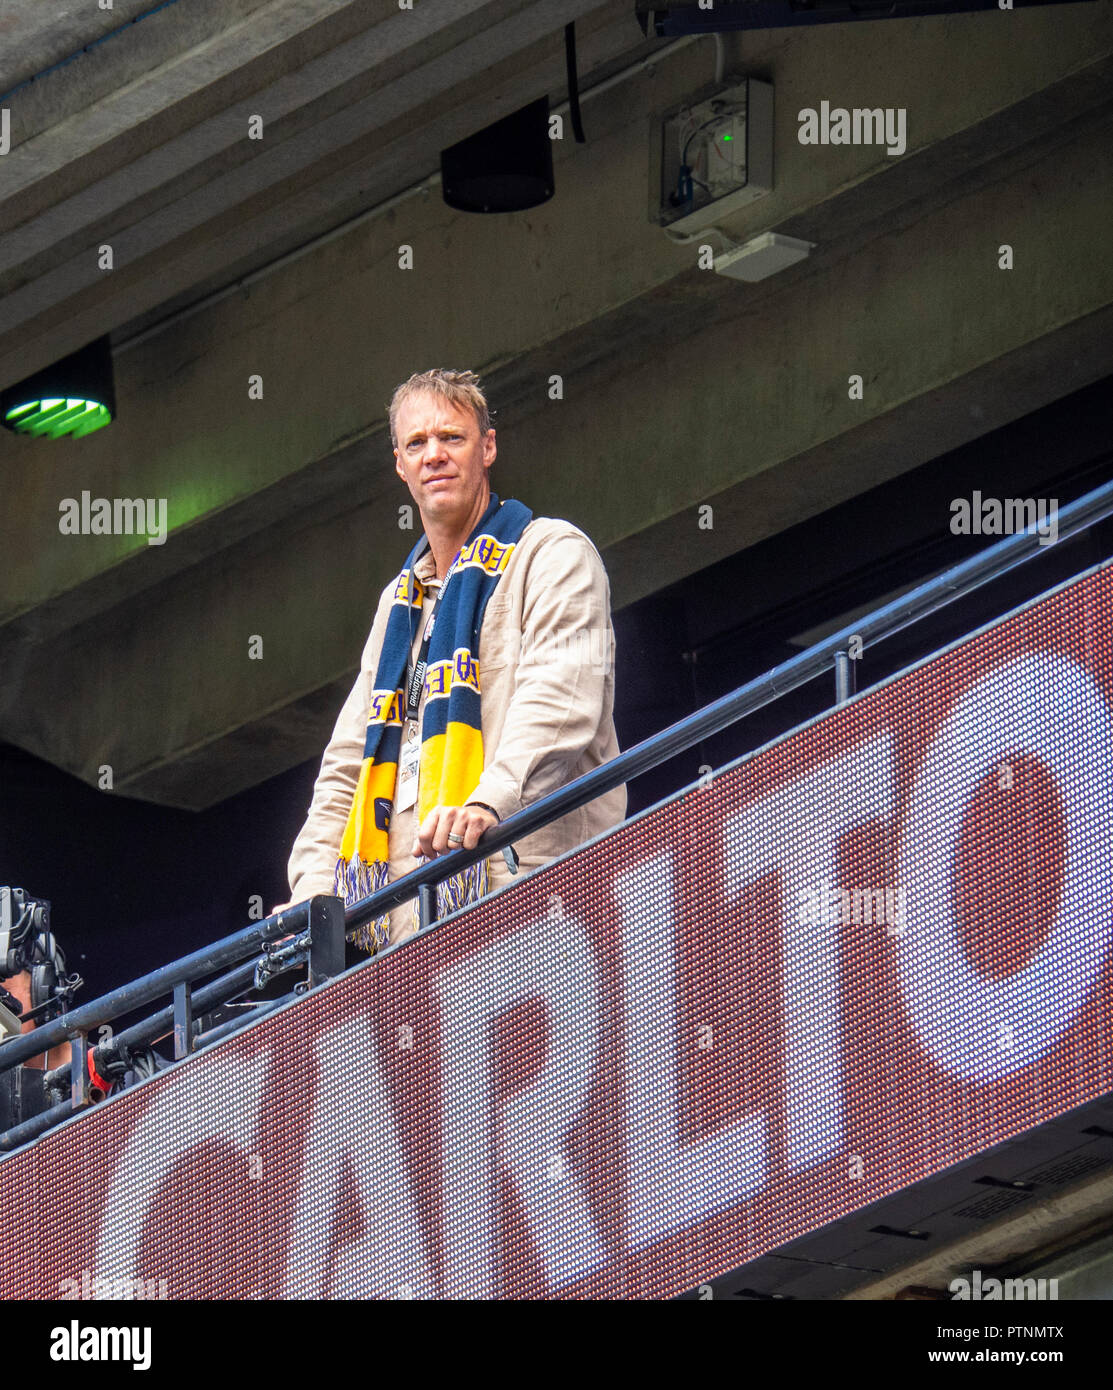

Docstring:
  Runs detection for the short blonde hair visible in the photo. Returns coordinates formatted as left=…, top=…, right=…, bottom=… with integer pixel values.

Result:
left=388, top=368, right=493, bottom=450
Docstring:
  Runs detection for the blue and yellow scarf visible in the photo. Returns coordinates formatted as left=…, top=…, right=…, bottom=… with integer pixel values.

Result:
left=335, top=494, right=532, bottom=950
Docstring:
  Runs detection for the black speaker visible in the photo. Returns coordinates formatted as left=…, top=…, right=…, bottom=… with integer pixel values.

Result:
left=441, top=96, right=554, bottom=214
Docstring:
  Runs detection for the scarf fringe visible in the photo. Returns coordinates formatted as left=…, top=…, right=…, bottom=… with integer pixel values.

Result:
left=409, top=854, right=491, bottom=935
left=438, top=856, right=489, bottom=917
left=338, top=854, right=492, bottom=955
left=334, top=855, right=390, bottom=954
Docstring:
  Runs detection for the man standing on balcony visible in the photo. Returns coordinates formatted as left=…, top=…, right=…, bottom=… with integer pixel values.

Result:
left=281, top=368, right=625, bottom=951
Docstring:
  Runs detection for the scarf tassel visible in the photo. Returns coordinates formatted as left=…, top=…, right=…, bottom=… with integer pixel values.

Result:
left=435, top=856, right=489, bottom=919
left=336, top=853, right=492, bottom=955
left=334, top=855, right=390, bottom=954
left=406, top=854, right=491, bottom=936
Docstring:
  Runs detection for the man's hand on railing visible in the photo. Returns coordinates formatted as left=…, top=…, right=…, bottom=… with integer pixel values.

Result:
left=413, top=803, right=498, bottom=859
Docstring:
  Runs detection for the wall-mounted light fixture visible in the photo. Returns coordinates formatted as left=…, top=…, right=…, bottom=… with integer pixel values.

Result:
left=1, top=337, right=116, bottom=440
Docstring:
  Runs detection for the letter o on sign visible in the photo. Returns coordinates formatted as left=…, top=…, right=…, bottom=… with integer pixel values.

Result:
left=896, top=654, right=1111, bottom=1080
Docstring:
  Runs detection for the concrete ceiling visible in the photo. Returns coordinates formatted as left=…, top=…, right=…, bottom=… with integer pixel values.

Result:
left=2, top=0, right=1112, bottom=809
left=0, top=0, right=642, bottom=380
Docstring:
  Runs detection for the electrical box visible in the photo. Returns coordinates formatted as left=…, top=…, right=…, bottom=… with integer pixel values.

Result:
left=652, top=77, right=773, bottom=232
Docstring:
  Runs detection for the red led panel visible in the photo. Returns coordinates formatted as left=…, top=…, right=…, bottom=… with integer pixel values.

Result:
left=4, top=562, right=1113, bottom=1300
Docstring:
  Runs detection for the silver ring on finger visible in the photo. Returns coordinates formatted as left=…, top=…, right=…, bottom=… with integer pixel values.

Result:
left=447, top=832, right=464, bottom=845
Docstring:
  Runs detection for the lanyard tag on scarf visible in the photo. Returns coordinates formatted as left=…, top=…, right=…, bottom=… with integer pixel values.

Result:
left=395, top=735, right=420, bottom=813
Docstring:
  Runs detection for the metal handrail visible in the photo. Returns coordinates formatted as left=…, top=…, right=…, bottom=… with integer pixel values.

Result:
left=0, top=903, right=311, bottom=1073
left=1, top=477, right=1110, bottom=1146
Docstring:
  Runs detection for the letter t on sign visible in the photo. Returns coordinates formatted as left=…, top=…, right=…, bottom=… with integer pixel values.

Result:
left=615, top=853, right=767, bottom=1251
left=723, top=733, right=893, bottom=1172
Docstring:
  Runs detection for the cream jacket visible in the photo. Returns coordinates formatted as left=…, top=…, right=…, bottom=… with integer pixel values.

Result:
left=287, top=516, right=626, bottom=941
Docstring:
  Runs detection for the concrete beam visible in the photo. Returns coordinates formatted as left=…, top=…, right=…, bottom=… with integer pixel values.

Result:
left=0, top=0, right=168, bottom=97
left=0, top=0, right=615, bottom=355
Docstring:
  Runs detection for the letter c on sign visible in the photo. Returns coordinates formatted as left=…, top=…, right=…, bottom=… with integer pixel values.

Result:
left=895, top=654, right=1111, bottom=1080
left=94, top=1055, right=269, bottom=1294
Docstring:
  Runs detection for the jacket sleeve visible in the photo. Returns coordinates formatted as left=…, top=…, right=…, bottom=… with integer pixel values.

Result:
left=467, top=529, right=615, bottom=822
left=286, top=612, right=383, bottom=902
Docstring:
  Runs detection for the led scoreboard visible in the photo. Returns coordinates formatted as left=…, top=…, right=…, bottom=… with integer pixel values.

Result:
left=3, top=562, right=1112, bottom=1300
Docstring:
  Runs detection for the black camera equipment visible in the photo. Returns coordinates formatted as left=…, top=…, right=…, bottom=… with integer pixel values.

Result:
left=0, top=887, right=85, bottom=1129
left=0, top=886, right=83, bottom=1024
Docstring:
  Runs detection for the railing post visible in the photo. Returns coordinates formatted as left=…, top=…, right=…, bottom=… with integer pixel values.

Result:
left=834, top=649, right=856, bottom=706
left=419, top=882, right=437, bottom=932
left=173, top=982, right=193, bottom=1059
left=69, top=1033, right=89, bottom=1110
left=308, top=895, right=346, bottom=988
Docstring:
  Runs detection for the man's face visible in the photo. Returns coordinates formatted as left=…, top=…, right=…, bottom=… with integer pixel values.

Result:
left=393, top=390, right=495, bottom=528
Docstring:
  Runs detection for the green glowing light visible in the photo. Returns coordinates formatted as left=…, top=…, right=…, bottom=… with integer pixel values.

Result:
left=3, top=397, right=112, bottom=440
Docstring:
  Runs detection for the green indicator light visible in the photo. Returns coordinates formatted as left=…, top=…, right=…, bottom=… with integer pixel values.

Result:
left=4, top=397, right=112, bottom=440
left=723, top=133, right=732, bottom=141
